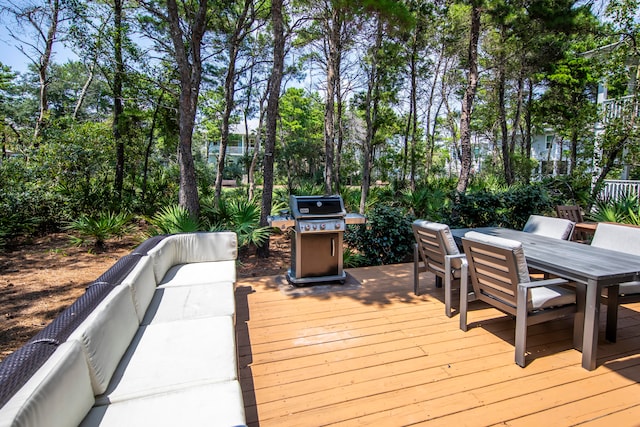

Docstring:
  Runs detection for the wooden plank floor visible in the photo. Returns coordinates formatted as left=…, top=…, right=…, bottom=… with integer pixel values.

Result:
left=235, top=263, right=640, bottom=426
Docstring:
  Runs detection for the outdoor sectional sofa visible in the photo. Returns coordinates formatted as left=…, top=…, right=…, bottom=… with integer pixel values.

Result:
left=0, top=232, right=246, bottom=427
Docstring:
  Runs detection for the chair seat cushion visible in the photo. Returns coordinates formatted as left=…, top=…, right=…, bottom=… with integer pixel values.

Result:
left=529, top=285, right=576, bottom=311
left=620, top=281, right=640, bottom=295
left=82, top=381, right=246, bottom=427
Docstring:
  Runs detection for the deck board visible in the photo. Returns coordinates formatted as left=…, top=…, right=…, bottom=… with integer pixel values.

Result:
left=236, top=263, right=640, bottom=426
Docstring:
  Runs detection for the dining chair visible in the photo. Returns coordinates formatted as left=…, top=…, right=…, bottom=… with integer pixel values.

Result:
left=590, top=222, right=640, bottom=342
left=556, top=205, right=592, bottom=242
left=555, top=205, right=584, bottom=223
left=460, top=231, right=579, bottom=367
left=412, top=220, right=473, bottom=318
left=522, top=214, right=575, bottom=240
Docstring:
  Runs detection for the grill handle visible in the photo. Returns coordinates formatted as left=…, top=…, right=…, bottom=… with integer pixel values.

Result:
left=331, top=237, right=335, bottom=257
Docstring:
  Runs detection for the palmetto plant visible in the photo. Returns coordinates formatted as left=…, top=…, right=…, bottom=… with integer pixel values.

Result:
left=65, top=211, right=132, bottom=249
left=589, top=195, right=640, bottom=224
left=219, top=198, right=271, bottom=248
left=148, top=205, right=203, bottom=235
left=204, top=196, right=271, bottom=248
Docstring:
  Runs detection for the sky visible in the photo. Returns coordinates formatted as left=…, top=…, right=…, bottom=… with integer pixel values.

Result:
left=0, top=22, right=78, bottom=74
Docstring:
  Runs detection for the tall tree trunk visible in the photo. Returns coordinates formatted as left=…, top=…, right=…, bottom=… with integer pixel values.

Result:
left=524, top=79, right=533, bottom=183
left=113, top=0, right=125, bottom=203
left=165, top=0, right=208, bottom=217
left=34, top=0, right=60, bottom=142
left=456, top=2, right=481, bottom=194
left=323, top=6, right=342, bottom=195
left=334, top=53, right=344, bottom=192
left=360, top=16, right=383, bottom=215
left=258, top=0, right=285, bottom=258
left=214, top=0, right=252, bottom=203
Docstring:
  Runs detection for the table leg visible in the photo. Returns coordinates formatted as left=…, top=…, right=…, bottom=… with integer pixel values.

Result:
left=606, top=284, right=620, bottom=343
left=582, top=279, right=600, bottom=371
left=573, top=283, right=586, bottom=350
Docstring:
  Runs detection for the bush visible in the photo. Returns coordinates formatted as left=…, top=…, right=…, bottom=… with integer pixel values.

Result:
left=345, top=204, right=415, bottom=266
left=65, top=211, right=132, bottom=249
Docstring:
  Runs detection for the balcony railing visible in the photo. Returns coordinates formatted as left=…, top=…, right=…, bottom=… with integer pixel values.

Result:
left=599, top=95, right=640, bottom=126
left=600, top=179, right=640, bottom=201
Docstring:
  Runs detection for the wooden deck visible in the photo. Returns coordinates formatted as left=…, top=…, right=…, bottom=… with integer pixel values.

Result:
left=235, top=264, right=640, bottom=426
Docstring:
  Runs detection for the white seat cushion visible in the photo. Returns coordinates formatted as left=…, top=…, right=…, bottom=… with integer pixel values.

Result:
left=158, top=261, right=236, bottom=288
left=82, top=381, right=245, bottom=427
left=529, top=285, right=576, bottom=311
left=141, top=282, right=236, bottom=325
left=0, top=341, right=95, bottom=427
left=95, top=316, right=237, bottom=405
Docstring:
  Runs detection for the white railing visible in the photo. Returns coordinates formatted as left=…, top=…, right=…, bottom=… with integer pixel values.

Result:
left=600, top=179, right=640, bottom=201
left=599, top=95, right=640, bottom=126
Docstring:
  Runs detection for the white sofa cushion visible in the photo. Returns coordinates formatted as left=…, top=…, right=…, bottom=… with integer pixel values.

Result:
left=82, top=381, right=246, bottom=427
left=523, top=214, right=574, bottom=240
left=67, top=284, right=140, bottom=395
left=0, top=341, right=95, bottom=427
left=95, top=316, right=237, bottom=405
left=158, top=261, right=237, bottom=287
left=147, top=233, right=238, bottom=284
left=120, top=256, right=157, bottom=323
left=141, top=282, right=236, bottom=325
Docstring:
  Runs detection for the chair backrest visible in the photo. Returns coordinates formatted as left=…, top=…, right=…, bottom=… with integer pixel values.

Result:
left=591, top=222, right=640, bottom=256
left=523, top=215, right=575, bottom=240
left=412, top=220, right=463, bottom=273
left=556, top=205, right=584, bottom=223
left=461, top=231, right=530, bottom=315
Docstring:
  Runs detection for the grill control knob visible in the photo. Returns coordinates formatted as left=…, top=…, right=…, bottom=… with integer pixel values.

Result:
left=305, top=224, right=310, bottom=231
left=335, top=222, right=341, bottom=229
left=321, top=223, right=326, bottom=230
left=312, top=224, right=317, bottom=230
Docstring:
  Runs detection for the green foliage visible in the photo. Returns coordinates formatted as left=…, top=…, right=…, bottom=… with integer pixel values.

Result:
left=65, top=211, right=132, bottom=249
left=202, top=194, right=272, bottom=248
left=345, top=204, right=415, bottom=266
left=149, top=205, right=203, bottom=235
left=343, top=247, right=367, bottom=268
left=209, top=197, right=271, bottom=248
left=589, top=194, right=640, bottom=224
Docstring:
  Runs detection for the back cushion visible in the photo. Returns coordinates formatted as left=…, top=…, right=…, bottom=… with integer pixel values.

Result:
left=591, top=223, right=640, bottom=255
left=121, top=256, right=158, bottom=322
left=67, top=284, right=140, bottom=395
left=523, top=215, right=574, bottom=240
left=0, top=341, right=94, bottom=427
left=147, top=232, right=238, bottom=283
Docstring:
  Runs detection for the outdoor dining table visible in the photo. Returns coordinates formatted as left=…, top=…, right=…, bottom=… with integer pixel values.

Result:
left=451, top=226, right=640, bottom=371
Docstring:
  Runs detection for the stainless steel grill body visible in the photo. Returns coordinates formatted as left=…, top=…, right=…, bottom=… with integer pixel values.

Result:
left=288, top=195, right=347, bottom=285
left=267, top=195, right=365, bottom=285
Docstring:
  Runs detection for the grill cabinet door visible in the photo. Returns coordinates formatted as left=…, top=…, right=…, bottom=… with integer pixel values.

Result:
left=293, top=232, right=341, bottom=278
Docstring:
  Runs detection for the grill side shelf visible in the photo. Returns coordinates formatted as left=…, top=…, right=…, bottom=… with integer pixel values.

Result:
left=267, top=215, right=295, bottom=230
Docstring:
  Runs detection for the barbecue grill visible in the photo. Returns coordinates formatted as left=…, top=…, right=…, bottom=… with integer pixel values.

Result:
left=268, top=195, right=365, bottom=285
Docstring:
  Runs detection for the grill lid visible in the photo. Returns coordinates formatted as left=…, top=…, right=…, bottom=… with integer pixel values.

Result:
left=289, top=195, right=346, bottom=218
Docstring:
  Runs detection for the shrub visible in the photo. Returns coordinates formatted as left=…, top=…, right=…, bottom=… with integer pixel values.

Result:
left=65, top=211, right=132, bottom=249
left=148, top=205, right=203, bottom=235
left=345, top=204, right=415, bottom=266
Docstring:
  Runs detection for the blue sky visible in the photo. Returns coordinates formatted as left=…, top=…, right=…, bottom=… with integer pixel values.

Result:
left=0, top=24, right=77, bottom=74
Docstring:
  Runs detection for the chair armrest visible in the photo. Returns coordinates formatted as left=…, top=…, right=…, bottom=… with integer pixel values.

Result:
left=519, top=278, right=568, bottom=288
left=444, top=253, right=467, bottom=260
